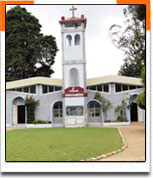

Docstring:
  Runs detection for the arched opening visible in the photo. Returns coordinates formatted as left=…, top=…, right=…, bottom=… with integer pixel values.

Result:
left=12, top=97, right=25, bottom=124
left=87, top=100, right=102, bottom=125
left=130, top=95, right=138, bottom=122
left=53, top=101, right=63, bottom=126
left=75, top=34, right=80, bottom=45
left=66, top=35, right=72, bottom=46
left=69, top=68, right=79, bottom=86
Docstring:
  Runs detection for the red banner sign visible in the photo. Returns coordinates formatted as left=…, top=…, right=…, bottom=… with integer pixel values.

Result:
left=62, top=86, right=87, bottom=97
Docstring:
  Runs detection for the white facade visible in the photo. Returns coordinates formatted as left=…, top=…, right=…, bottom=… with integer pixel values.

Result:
left=60, top=14, right=87, bottom=127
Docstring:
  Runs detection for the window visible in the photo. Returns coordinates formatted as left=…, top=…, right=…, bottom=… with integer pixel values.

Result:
left=75, top=34, right=80, bottom=45
left=29, top=85, right=36, bottom=94
left=23, top=87, right=29, bottom=93
left=137, top=86, right=143, bottom=88
left=43, top=85, right=62, bottom=94
left=53, top=101, right=63, bottom=118
left=55, top=86, right=62, bottom=91
left=123, top=85, right=128, bottom=91
left=104, top=84, right=109, bottom=92
left=66, top=106, right=83, bottom=116
left=89, top=85, right=96, bottom=91
left=49, top=86, right=54, bottom=92
left=115, top=84, right=122, bottom=92
left=16, top=88, right=22, bottom=92
left=129, top=85, right=136, bottom=90
left=88, top=101, right=101, bottom=117
left=70, top=68, right=79, bottom=86
left=42, top=85, right=47, bottom=94
left=97, top=85, right=102, bottom=92
left=66, top=35, right=72, bottom=46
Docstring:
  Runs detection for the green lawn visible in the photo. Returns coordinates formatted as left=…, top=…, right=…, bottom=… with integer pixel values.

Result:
left=6, top=127, right=124, bottom=161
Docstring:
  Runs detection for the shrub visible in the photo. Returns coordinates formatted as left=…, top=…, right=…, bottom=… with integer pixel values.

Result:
left=137, top=92, right=145, bottom=110
left=94, top=92, right=112, bottom=120
left=117, top=116, right=128, bottom=122
left=115, top=99, right=129, bottom=122
left=25, top=97, right=39, bottom=123
left=28, top=120, right=51, bottom=124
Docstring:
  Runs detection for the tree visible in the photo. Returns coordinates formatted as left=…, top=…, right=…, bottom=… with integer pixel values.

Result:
left=94, top=92, right=111, bottom=120
left=114, top=99, right=129, bottom=122
left=25, top=96, right=39, bottom=123
left=136, top=66, right=145, bottom=109
left=109, top=5, right=145, bottom=77
left=6, top=6, right=58, bottom=81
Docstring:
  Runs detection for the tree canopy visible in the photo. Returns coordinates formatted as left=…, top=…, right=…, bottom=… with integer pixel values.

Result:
left=6, top=6, right=58, bottom=81
left=109, top=5, right=145, bottom=77
left=136, top=66, right=145, bottom=109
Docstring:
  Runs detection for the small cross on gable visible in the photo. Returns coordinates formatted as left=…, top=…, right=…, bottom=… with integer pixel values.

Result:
left=70, top=6, right=77, bottom=17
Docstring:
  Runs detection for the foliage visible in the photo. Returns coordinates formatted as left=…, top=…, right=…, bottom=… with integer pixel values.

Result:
left=6, top=128, right=124, bottom=161
left=116, top=116, right=128, bottom=122
left=25, top=96, right=39, bottom=123
left=94, top=92, right=111, bottom=117
left=6, top=6, right=58, bottom=81
left=137, top=92, right=145, bottom=109
left=29, top=120, right=51, bottom=124
left=141, top=66, right=145, bottom=85
left=136, top=66, right=145, bottom=110
left=114, top=99, right=129, bottom=122
left=109, top=5, right=145, bottom=77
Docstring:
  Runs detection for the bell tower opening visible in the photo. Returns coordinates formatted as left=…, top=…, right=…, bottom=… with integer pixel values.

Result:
left=66, top=35, right=72, bottom=46
left=75, top=34, right=80, bottom=45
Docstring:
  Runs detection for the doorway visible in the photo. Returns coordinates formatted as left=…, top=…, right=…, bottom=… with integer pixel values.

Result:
left=18, top=105, right=25, bottom=124
left=130, top=103, right=138, bottom=122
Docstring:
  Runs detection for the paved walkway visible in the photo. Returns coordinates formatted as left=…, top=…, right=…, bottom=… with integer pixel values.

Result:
left=101, top=122, right=145, bottom=161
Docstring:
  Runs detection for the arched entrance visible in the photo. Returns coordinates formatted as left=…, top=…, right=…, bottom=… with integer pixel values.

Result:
left=53, top=101, right=63, bottom=127
left=12, top=97, right=25, bottom=125
left=87, top=100, right=102, bottom=126
left=130, top=95, right=138, bottom=122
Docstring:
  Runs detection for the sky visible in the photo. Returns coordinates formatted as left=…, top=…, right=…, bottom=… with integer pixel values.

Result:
left=6, top=5, right=128, bottom=79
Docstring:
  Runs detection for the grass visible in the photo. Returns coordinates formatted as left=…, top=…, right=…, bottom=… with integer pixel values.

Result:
left=6, top=127, right=124, bottom=161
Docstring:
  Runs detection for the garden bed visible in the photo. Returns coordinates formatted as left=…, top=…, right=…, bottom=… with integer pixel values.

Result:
left=25, top=124, right=52, bottom=128
left=103, top=122, right=130, bottom=126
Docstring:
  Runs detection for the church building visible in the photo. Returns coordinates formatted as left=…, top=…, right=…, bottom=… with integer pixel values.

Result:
left=6, top=7, right=145, bottom=127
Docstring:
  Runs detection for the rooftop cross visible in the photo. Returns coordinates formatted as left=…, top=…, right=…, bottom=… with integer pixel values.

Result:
left=70, top=6, right=77, bottom=17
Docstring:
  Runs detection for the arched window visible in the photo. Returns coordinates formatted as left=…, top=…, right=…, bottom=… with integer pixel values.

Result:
left=130, top=94, right=138, bottom=103
left=53, top=101, right=63, bottom=118
left=69, top=68, right=79, bottom=86
left=88, top=100, right=101, bottom=117
left=13, top=97, right=25, bottom=105
left=75, top=34, right=80, bottom=45
left=66, top=35, right=72, bottom=46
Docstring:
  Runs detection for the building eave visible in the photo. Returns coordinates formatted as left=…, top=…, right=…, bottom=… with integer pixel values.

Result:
left=6, top=77, right=63, bottom=90
left=6, top=75, right=143, bottom=90
left=86, top=75, right=143, bottom=86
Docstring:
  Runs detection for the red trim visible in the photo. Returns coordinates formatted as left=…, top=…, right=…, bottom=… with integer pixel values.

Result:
left=59, top=15, right=87, bottom=27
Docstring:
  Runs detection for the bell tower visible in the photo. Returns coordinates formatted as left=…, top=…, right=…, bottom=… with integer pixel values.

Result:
left=59, top=6, right=87, bottom=127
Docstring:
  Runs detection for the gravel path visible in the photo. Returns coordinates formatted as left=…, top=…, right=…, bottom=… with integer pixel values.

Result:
left=101, top=122, right=145, bottom=161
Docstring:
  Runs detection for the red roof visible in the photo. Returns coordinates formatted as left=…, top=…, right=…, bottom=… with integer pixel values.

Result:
left=59, top=15, right=87, bottom=27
